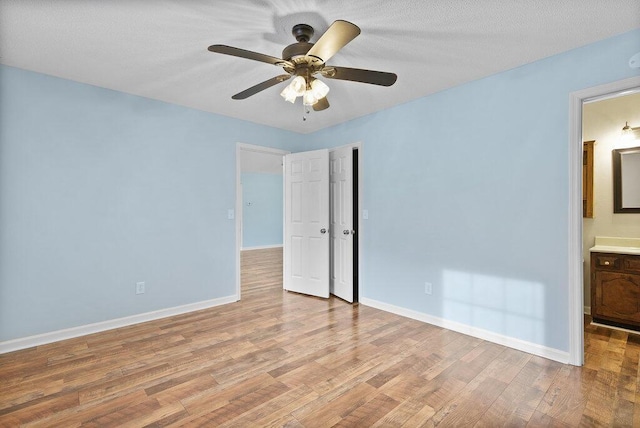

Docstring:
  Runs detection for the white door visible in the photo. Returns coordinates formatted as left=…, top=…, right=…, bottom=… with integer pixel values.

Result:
left=329, top=147, right=354, bottom=302
left=284, top=149, right=330, bottom=298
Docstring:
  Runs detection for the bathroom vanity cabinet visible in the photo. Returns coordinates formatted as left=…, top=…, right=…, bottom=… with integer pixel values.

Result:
left=591, top=252, right=640, bottom=329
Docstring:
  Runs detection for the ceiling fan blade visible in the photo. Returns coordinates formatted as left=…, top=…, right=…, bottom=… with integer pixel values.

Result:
left=232, top=75, right=291, bottom=100
left=208, top=45, right=292, bottom=67
left=322, top=66, right=397, bottom=87
left=305, top=20, right=360, bottom=64
left=313, top=96, right=330, bottom=111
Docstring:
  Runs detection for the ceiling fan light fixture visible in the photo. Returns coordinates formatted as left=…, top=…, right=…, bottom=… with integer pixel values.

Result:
left=310, top=79, right=330, bottom=99
left=280, top=85, right=297, bottom=103
left=291, top=76, right=307, bottom=96
left=302, top=90, right=318, bottom=106
left=280, top=76, right=307, bottom=103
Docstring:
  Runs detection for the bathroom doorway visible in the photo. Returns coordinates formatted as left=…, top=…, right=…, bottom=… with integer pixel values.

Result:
left=581, top=91, right=640, bottom=318
left=568, top=76, right=640, bottom=365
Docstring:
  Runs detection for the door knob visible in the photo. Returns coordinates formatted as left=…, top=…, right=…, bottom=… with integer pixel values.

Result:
left=320, top=228, right=327, bottom=234
left=343, top=230, right=350, bottom=235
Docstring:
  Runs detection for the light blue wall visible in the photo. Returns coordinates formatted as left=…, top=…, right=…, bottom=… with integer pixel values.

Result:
left=241, top=172, right=283, bottom=248
left=1, top=29, right=639, bottom=351
left=304, top=29, right=640, bottom=352
left=0, top=65, right=299, bottom=341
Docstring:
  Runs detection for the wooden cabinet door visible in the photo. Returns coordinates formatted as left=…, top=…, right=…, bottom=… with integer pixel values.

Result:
left=593, top=271, right=640, bottom=324
left=583, top=140, right=594, bottom=218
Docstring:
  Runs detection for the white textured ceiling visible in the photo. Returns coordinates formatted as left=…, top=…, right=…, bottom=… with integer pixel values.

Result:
left=1, top=1, right=639, bottom=134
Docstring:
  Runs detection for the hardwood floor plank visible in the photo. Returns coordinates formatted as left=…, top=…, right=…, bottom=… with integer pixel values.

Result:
left=370, top=396, right=435, bottom=427
left=429, top=376, right=508, bottom=426
left=180, top=372, right=276, bottom=417
left=613, top=398, right=635, bottom=427
left=526, top=410, right=573, bottom=427
left=148, top=374, right=219, bottom=406
left=217, top=385, right=317, bottom=428
left=78, top=363, right=173, bottom=404
left=335, top=392, right=399, bottom=426
left=475, top=356, right=552, bottom=426
left=82, top=398, right=163, bottom=427
left=176, top=382, right=290, bottom=427
left=29, top=390, right=149, bottom=427
left=366, top=354, right=425, bottom=389
left=297, top=383, right=378, bottom=427
left=1, top=248, right=639, bottom=426
left=581, top=367, right=619, bottom=425
left=536, top=365, right=596, bottom=425
left=0, top=390, right=79, bottom=426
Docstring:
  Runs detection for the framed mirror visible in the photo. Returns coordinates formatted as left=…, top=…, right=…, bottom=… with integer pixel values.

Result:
left=613, top=146, right=640, bottom=213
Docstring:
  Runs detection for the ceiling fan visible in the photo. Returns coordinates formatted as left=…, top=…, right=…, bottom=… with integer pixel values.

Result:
left=207, top=20, right=397, bottom=112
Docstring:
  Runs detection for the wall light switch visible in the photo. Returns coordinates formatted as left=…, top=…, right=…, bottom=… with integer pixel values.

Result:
left=227, top=209, right=235, bottom=220
left=362, top=209, right=369, bottom=220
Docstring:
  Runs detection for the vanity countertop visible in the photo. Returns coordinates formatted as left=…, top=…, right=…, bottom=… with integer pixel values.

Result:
left=590, top=236, right=640, bottom=256
left=590, top=245, right=640, bottom=256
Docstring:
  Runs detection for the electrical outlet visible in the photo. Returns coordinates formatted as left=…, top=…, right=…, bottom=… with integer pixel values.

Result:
left=424, top=282, right=432, bottom=295
left=136, top=281, right=145, bottom=295
left=362, top=209, right=369, bottom=220
left=227, top=209, right=235, bottom=220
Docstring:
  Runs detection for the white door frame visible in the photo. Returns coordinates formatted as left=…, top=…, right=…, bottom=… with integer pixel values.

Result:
left=235, top=143, right=290, bottom=300
left=567, top=76, right=640, bottom=366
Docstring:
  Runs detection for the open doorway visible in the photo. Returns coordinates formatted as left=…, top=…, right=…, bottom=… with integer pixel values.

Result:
left=568, top=76, right=640, bottom=365
left=235, top=142, right=363, bottom=304
left=235, top=143, right=290, bottom=300
left=582, top=92, right=640, bottom=317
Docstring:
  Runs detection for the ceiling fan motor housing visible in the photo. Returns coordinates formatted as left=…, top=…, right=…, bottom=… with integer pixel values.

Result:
left=282, top=42, right=314, bottom=61
left=292, top=24, right=314, bottom=42
left=282, top=24, right=319, bottom=63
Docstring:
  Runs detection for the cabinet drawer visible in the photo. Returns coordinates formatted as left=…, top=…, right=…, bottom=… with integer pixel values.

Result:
left=593, top=255, right=622, bottom=270
left=625, top=257, right=640, bottom=273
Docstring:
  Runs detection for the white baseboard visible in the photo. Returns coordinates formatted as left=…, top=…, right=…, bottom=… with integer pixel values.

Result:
left=590, top=321, right=640, bottom=336
left=241, top=244, right=283, bottom=251
left=0, top=295, right=238, bottom=354
left=584, top=306, right=591, bottom=315
left=360, top=297, right=570, bottom=364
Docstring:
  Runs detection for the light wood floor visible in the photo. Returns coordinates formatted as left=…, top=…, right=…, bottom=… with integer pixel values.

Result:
left=1, top=247, right=639, bottom=426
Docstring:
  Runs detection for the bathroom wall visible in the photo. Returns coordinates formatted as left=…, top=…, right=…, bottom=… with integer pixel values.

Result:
left=583, top=92, right=640, bottom=310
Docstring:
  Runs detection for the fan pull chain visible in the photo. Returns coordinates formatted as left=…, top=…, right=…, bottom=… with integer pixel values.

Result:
left=302, top=103, right=310, bottom=121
